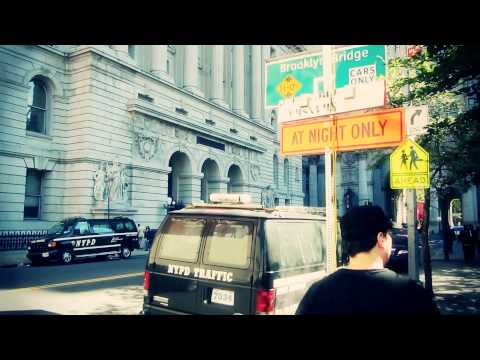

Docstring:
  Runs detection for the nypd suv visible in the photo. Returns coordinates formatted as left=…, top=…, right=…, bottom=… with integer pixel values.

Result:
left=27, top=217, right=139, bottom=265
left=142, top=194, right=332, bottom=315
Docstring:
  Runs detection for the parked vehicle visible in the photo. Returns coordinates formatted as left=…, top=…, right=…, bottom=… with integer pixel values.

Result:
left=27, top=217, right=139, bottom=265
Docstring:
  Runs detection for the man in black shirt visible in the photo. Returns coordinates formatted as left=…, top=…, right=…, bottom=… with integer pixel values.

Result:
left=296, top=205, right=439, bottom=316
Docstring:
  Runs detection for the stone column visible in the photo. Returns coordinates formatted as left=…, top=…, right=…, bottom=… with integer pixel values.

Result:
left=309, top=157, right=318, bottom=207
left=251, top=45, right=262, bottom=121
left=317, top=155, right=325, bottom=207
left=336, top=153, right=344, bottom=216
left=462, top=184, right=479, bottom=226
left=183, top=45, right=202, bottom=96
left=209, top=176, right=229, bottom=196
left=261, top=45, right=270, bottom=123
left=232, top=45, right=248, bottom=117
left=151, top=45, right=170, bottom=81
left=210, top=45, right=227, bottom=107
left=358, top=152, right=369, bottom=205
left=366, top=153, right=374, bottom=204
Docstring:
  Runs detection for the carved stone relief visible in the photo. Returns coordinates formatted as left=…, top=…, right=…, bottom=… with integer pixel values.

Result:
left=93, top=160, right=128, bottom=202
left=250, top=164, right=261, bottom=182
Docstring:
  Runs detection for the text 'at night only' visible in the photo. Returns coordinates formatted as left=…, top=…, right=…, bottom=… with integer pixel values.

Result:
left=290, top=119, right=388, bottom=146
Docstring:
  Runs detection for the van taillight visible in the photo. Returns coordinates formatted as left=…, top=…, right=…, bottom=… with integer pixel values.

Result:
left=255, top=289, right=276, bottom=315
left=143, top=271, right=150, bottom=295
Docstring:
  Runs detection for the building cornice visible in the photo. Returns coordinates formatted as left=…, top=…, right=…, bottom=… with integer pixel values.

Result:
left=128, top=98, right=267, bottom=154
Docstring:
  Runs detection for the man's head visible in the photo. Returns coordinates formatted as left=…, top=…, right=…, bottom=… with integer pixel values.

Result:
left=340, top=205, right=393, bottom=265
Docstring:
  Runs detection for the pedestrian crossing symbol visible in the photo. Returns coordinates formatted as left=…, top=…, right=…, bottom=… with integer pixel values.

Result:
left=390, top=138, right=430, bottom=189
left=276, top=75, right=302, bottom=99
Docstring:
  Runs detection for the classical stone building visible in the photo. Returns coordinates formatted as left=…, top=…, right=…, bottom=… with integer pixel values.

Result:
left=0, top=45, right=305, bottom=231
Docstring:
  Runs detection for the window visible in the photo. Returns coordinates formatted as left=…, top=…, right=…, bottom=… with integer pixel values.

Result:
left=123, top=220, right=136, bottom=232
left=270, top=46, right=276, bottom=58
left=26, top=78, right=47, bottom=134
left=295, top=166, right=300, bottom=181
left=284, top=159, right=289, bottom=187
left=91, top=222, right=114, bottom=235
left=24, top=169, right=42, bottom=219
left=273, top=154, right=279, bottom=188
left=128, top=45, right=136, bottom=59
left=156, top=217, right=206, bottom=262
left=265, top=220, right=326, bottom=271
left=73, top=221, right=90, bottom=235
left=204, top=221, right=253, bottom=269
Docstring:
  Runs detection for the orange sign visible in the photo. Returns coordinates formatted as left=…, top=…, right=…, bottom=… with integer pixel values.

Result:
left=280, top=108, right=405, bottom=155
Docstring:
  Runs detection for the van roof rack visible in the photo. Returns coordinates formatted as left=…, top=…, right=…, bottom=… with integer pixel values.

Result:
left=273, top=206, right=326, bottom=216
left=187, top=203, right=264, bottom=210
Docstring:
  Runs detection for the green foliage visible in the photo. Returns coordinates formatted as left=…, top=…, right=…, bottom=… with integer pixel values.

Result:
left=388, top=45, right=480, bottom=196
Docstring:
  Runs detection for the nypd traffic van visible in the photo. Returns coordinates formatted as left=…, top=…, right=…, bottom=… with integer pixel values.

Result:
left=27, top=217, right=139, bottom=265
left=142, top=194, right=332, bottom=315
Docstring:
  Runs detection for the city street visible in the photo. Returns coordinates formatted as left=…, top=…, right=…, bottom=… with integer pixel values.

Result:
left=0, top=254, right=147, bottom=315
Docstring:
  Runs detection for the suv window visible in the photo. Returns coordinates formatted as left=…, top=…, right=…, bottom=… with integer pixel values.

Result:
left=90, top=221, right=114, bottom=235
left=123, top=220, right=136, bottom=232
left=203, top=220, right=253, bottom=269
left=113, top=221, right=125, bottom=232
left=156, top=217, right=206, bottom=263
left=265, top=220, right=326, bottom=271
left=73, top=221, right=90, bottom=236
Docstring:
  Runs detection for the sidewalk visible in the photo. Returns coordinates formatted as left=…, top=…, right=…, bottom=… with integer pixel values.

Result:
left=0, top=248, right=149, bottom=268
left=430, top=259, right=480, bottom=315
left=421, top=234, right=480, bottom=315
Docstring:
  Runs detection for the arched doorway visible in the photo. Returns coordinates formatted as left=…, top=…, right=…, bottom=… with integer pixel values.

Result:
left=168, top=152, right=192, bottom=207
left=201, top=159, right=220, bottom=202
left=449, top=198, right=463, bottom=227
left=227, top=165, right=243, bottom=193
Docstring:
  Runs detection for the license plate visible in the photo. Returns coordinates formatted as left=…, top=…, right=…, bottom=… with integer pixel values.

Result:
left=211, top=289, right=234, bottom=306
left=42, top=252, right=49, bottom=258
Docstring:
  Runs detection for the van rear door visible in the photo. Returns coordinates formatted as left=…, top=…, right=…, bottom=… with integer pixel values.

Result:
left=147, top=216, right=208, bottom=314
left=196, top=219, right=256, bottom=315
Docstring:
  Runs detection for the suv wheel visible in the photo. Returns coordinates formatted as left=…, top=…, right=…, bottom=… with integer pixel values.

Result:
left=120, top=246, right=131, bottom=259
left=60, top=250, right=74, bottom=265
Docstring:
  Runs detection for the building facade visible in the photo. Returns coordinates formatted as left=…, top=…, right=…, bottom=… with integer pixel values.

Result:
left=0, top=45, right=305, bottom=231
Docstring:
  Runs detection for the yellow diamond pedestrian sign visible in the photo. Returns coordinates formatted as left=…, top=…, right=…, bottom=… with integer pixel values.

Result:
left=390, top=138, right=430, bottom=189
left=276, top=75, right=302, bottom=99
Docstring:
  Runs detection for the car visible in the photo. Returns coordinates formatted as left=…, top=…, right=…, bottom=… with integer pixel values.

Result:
left=27, top=216, right=139, bottom=265
left=142, top=193, right=331, bottom=315
left=387, top=231, right=408, bottom=274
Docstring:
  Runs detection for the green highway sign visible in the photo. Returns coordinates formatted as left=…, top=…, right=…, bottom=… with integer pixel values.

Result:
left=335, top=45, right=386, bottom=89
left=270, top=45, right=388, bottom=122
left=265, top=51, right=324, bottom=108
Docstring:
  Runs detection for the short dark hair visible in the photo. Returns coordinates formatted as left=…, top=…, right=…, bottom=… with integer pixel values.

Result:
left=340, top=205, right=392, bottom=257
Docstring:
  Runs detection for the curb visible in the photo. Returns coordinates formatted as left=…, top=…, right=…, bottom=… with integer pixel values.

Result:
left=0, top=251, right=149, bottom=268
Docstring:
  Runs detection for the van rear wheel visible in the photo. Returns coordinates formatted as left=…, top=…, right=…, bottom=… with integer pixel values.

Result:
left=120, top=246, right=131, bottom=259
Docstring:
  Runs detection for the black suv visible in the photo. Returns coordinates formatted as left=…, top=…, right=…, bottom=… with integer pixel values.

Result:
left=142, top=194, right=331, bottom=315
left=27, top=217, right=139, bottom=265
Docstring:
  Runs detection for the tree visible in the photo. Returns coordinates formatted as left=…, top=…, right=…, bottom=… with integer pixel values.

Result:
left=388, top=45, right=480, bottom=295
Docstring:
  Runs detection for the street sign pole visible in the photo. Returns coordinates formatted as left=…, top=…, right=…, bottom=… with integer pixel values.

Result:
left=407, top=189, right=419, bottom=281
left=323, top=45, right=337, bottom=272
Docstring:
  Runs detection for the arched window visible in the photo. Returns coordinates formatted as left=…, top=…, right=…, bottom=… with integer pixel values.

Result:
left=284, top=159, right=289, bottom=188
left=26, top=78, right=48, bottom=134
left=273, top=154, right=279, bottom=188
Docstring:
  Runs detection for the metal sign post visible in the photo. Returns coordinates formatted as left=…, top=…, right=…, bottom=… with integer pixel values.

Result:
left=407, top=189, right=419, bottom=281
left=322, top=45, right=337, bottom=273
